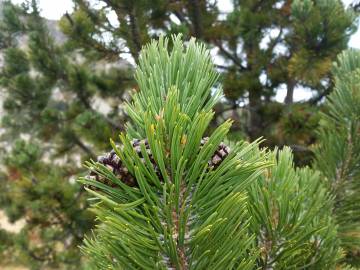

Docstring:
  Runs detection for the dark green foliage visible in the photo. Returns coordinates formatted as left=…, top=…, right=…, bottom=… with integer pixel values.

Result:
left=0, top=139, right=93, bottom=269
left=216, top=0, right=356, bottom=142
left=0, top=0, right=133, bottom=268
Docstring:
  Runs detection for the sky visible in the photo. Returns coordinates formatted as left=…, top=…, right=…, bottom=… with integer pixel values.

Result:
left=10, top=0, right=360, bottom=102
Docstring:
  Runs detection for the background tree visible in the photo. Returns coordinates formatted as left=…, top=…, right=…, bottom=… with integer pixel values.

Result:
left=0, top=0, right=133, bottom=268
left=0, top=140, right=93, bottom=269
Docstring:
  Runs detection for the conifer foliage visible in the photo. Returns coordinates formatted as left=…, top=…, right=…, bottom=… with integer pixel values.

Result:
left=80, top=36, right=341, bottom=269
left=315, top=50, right=360, bottom=266
left=248, top=149, right=340, bottom=269
left=0, top=1, right=131, bottom=268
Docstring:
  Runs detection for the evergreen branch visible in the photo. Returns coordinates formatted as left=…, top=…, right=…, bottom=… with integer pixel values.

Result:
left=214, top=40, right=246, bottom=71
left=215, top=64, right=232, bottom=70
left=80, top=36, right=345, bottom=269
left=81, top=36, right=267, bottom=268
left=308, top=87, right=332, bottom=105
left=314, top=49, right=360, bottom=265
left=266, top=27, right=283, bottom=55
left=64, top=6, right=124, bottom=59
left=172, top=10, right=189, bottom=25
left=102, top=0, right=143, bottom=60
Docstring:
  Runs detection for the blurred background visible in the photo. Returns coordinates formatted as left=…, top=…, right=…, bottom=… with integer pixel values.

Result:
left=0, top=0, right=359, bottom=269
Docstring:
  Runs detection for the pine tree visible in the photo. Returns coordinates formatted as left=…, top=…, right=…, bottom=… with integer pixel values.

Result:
left=217, top=0, right=356, bottom=158
left=0, top=1, right=132, bottom=268
left=0, top=140, right=93, bottom=269
left=314, top=49, right=360, bottom=267
left=80, top=36, right=341, bottom=269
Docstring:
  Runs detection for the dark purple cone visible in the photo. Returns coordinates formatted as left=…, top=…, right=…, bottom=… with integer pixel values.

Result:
left=88, top=137, right=230, bottom=190
left=200, top=137, right=230, bottom=169
left=88, top=139, right=156, bottom=190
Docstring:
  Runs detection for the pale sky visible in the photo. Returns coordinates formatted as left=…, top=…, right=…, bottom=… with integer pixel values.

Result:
left=10, top=0, right=360, bottom=102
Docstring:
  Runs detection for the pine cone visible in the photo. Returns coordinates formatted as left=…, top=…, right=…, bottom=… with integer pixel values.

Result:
left=88, top=138, right=230, bottom=190
left=200, top=137, right=230, bottom=169
left=89, top=139, right=156, bottom=189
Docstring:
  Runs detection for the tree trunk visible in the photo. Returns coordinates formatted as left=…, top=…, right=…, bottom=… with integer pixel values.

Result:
left=128, top=10, right=142, bottom=61
left=188, top=0, right=203, bottom=38
left=284, top=79, right=296, bottom=104
left=248, top=88, right=263, bottom=141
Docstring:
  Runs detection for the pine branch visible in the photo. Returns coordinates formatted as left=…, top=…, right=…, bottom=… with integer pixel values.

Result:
left=172, top=10, right=189, bottom=25
left=214, top=40, right=247, bottom=71
left=103, top=0, right=143, bottom=61
left=77, top=35, right=344, bottom=269
left=80, top=36, right=266, bottom=268
left=314, top=49, right=360, bottom=266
